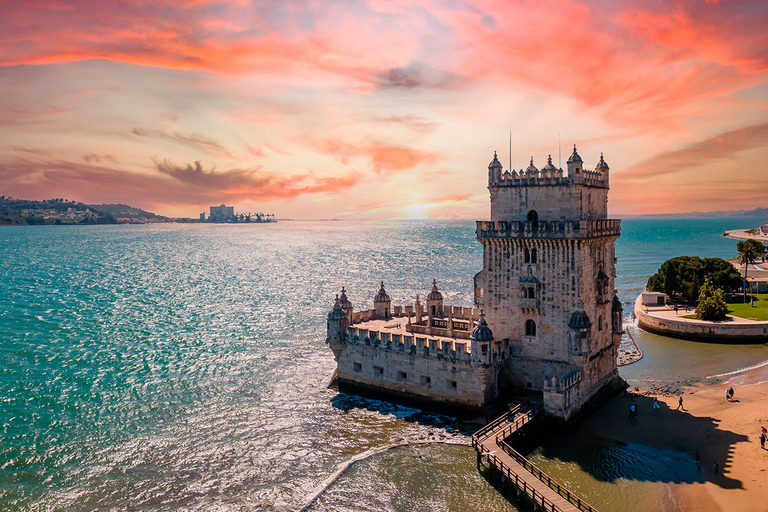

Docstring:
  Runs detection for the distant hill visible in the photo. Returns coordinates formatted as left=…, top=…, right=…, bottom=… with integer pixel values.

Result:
left=0, top=197, right=116, bottom=225
left=632, top=207, right=768, bottom=219
left=88, top=203, right=167, bottom=220
left=0, top=197, right=169, bottom=225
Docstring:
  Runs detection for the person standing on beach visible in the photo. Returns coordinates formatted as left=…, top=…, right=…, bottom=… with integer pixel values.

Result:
left=653, top=397, right=660, bottom=410
left=729, top=387, right=734, bottom=400
left=677, top=396, right=684, bottom=410
left=761, top=433, right=766, bottom=450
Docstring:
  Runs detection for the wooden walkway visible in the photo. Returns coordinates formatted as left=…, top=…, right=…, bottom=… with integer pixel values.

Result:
left=471, top=403, right=598, bottom=512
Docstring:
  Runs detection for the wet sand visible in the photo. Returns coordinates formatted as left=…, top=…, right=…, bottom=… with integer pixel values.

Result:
left=581, top=367, right=768, bottom=511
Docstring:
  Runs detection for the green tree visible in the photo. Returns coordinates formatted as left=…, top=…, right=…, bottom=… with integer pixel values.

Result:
left=695, top=282, right=728, bottom=321
left=737, top=239, right=765, bottom=302
left=647, top=256, right=742, bottom=303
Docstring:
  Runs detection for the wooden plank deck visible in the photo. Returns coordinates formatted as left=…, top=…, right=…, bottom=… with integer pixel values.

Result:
left=471, top=405, right=598, bottom=512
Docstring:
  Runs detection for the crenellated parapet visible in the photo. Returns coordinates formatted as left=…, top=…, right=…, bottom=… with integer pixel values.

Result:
left=487, top=149, right=608, bottom=189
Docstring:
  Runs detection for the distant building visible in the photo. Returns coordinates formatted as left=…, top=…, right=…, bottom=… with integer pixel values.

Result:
left=200, top=212, right=206, bottom=221
left=327, top=145, right=623, bottom=419
left=209, top=204, right=234, bottom=221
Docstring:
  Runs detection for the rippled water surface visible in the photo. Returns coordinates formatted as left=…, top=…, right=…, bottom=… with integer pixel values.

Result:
left=0, top=218, right=765, bottom=511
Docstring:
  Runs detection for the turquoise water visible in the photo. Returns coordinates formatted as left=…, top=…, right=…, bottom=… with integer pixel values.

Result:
left=0, top=218, right=765, bottom=511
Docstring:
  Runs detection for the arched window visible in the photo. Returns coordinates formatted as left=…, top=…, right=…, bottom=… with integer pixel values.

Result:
left=524, top=247, right=530, bottom=263
left=525, top=320, right=536, bottom=336
left=522, top=287, right=528, bottom=298
left=531, top=248, right=538, bottom=263
left=527, top=210, right=538, bottom=223
left=598, top=315, right=603, bottom=331
left=528, top=286, right=535, bottom=298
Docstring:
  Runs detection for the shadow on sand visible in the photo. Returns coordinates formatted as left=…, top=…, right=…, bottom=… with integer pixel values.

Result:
left=518, top=394, right=746, bottom=490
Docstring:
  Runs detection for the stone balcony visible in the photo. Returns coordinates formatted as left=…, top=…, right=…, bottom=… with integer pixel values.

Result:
left=476, top=219, right=621, bottom=240
left=520, top=298, right=539, bottom=309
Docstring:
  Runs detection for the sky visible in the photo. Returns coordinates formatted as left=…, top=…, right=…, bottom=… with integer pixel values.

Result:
left=1, top=0, right=768, bottom=219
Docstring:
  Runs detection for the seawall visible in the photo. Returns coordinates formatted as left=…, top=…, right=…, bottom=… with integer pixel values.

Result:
left=634, top=295, right=768, bottom=343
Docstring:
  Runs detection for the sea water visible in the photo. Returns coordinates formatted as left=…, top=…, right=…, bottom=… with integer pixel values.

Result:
left=0, top=218, right=765, bottom=511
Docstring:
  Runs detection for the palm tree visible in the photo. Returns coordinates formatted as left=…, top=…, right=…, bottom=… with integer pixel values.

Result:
left=737, top=239, right=764, bottom=302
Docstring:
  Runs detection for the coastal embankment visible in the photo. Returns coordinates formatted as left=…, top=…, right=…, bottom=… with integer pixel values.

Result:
left=634, top=295, right=768, bottom=342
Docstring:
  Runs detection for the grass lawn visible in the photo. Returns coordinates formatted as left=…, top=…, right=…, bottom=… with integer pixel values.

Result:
left=727, top=294, right=768, bottom=321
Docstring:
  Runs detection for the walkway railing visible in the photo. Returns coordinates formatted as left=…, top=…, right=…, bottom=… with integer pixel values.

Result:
left=485, top=451, right=572, bottom=512
left=495, top=436, right=597, bottom=512
left=471, top=402, right=599, bottom=512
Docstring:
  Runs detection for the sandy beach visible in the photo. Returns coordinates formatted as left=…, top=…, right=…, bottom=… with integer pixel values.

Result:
left=578, top=367, right=768, bottom=511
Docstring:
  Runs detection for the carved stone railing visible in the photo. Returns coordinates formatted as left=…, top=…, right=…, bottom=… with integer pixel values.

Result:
left=476, top=219, right=620, bottom=240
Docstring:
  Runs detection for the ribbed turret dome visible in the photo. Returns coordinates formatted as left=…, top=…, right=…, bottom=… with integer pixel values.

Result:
left=568, top=310, right=592, bottom=329
left=488, top=151, right=503, bottom=169
left=596, top=153, right=609, bottom=170
left=427, top=279, right=443, bottom=301
left=526, top=157, right=538, bottom=174
left=328, top=296, right=345, bottom=320
left=338, top=287, right=353, bottom=312
left=567, top=144, right=582, bottom=163
left=471, top=312, right=494, bottom=341
left=374, top=281, right=390, bottom=303
left=542, top=155, right=557, bottom=172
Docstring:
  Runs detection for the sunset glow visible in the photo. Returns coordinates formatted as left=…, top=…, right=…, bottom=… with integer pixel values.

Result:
left=2, top=0, right=768, bottom=218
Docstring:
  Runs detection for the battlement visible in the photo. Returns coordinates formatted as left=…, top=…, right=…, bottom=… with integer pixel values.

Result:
left=345, top=320, right=476, bottom=365
left=476, top=218, right=621, bottom=240
left=492, top=167, right=606, bottom=188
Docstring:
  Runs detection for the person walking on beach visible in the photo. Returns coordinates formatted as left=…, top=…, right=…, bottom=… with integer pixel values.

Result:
left=653, top=397, right=661, bottom=410
left=677, top=396, right=684, bottom=410
left=761, top=433, right=766, bottom=450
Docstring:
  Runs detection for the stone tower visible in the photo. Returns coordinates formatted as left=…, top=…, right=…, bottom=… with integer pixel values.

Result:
left=475, top=145, right=622, bottom=418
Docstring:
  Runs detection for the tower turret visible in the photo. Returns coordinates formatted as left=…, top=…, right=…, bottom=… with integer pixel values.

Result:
left=373, top=281, right=391, bottom=319
left=327, top=296, right=347, bottom=359
left=596, top=152, right=609, bottom=185
left=470, top=311, right=493, bottom=365
left=566, top=144, right=583, bottom=182
left=542, top=155, right=557, bottom=178
left=488, top=151, right=503, bottom=186
left=525, top=157, right=538, bottom=178
left=338, top=287, right=353, bottom=323
left=426, top=279, right=444, bottom=321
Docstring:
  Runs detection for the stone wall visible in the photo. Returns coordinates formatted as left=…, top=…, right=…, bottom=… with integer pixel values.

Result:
left=336, top=341, right=496, bottom=410
left=489, top=183, right=608, bottom=221
left=634, top=295, right=768, bottom=342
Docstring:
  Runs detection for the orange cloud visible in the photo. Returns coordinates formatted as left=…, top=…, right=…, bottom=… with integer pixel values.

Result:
left=315, top=138, right=437, bottom=174
left=611, top=123, right=768, bottom=214
left=617, top=123, right=768, bottom=182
